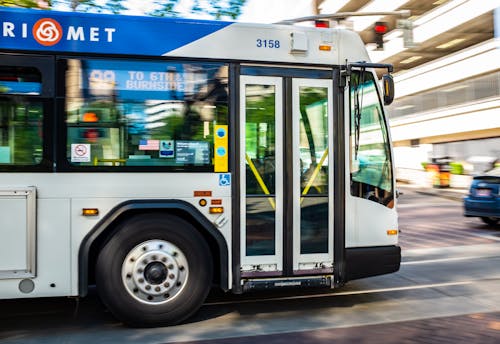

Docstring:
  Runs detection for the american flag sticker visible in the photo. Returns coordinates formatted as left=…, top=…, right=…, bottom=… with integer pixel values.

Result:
left=139, top=139, right=160, bottom=150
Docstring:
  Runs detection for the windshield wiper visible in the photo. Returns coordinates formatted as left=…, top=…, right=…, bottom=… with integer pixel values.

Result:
left=353, top=68, right=365, bottom=160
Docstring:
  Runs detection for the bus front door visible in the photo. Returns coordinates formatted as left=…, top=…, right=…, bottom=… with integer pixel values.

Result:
left=240, top=74, right=334, bottom=279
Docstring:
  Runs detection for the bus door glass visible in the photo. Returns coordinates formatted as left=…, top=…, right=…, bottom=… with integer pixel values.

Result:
left=240, top=76, right=283, bottom=273
left=292, top=79, right=333, bottom=273
left=240, top=74, right=333, bottom=276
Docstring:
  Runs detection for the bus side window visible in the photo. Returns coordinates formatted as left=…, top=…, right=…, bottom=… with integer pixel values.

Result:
left=64, top=59, right=228, bottom=171
left=0, top=66, right=44, bottom=168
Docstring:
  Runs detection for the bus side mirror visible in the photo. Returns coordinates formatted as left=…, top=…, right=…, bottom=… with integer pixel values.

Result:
left=382, top=74, right=394, bottom=105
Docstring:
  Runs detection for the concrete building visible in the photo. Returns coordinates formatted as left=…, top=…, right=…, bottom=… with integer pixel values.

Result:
left=318, top=0, right=500, bottom=180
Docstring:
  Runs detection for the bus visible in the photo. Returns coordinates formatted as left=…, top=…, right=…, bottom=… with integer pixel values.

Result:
left=0, top=7, right=399, bottom=327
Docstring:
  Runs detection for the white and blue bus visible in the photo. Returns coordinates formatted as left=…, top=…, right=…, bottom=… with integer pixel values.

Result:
left=0, top=7, right=399, bottom=326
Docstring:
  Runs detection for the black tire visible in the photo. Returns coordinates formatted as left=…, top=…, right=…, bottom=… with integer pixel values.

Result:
left=481, top=217, right=499, bottom=227
left=96, top=213, right=213, bottom=327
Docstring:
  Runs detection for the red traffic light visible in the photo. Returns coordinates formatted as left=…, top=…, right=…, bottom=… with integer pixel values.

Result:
left=374, top=21, right=388, bottom=50
left=374, top=22, right=388, bottom=34
left=315, top=20, right=329, bottom=28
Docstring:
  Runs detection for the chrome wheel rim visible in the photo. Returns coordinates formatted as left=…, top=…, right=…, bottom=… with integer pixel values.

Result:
left=121, top=240, right=188, bottom=305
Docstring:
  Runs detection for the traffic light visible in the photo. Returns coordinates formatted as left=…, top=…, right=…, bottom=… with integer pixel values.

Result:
left=314, top=20, right=329, bottom=28
left=374, top=21, right=388, bottom=50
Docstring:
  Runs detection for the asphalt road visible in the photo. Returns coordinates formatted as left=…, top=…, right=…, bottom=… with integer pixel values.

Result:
left=397, top=184, right=500, bottom=250
left=0, top=188, right=499, bottom=343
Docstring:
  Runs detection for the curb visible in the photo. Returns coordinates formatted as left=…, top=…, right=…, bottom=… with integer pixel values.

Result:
left=397, top=183, right=467, bottom=202
left=413, top=189, right=466, bottom=202
left=401, top=242, right=500, bottom=261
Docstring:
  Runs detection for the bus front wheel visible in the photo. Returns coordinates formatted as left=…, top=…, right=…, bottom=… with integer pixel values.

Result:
left=95, top=213, right=213, bottom=327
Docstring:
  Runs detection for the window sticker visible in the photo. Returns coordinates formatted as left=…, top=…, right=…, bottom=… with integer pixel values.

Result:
left=71, top=144, right=91, bottom=162
left=138, top=140, right=160, bottom=151
left=159, top=140, right=175, bottom=158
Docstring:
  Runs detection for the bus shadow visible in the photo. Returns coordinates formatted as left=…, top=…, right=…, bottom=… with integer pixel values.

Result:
left=188, top=287, right=376, bottom=324
left=0, top=286, right=381, bottom=336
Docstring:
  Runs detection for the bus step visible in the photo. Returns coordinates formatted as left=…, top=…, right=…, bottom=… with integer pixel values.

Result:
left=242, top=276, right=332, bottom=292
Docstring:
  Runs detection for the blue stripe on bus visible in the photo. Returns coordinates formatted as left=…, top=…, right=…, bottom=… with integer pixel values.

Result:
left=0, top=8, right=232, bottom=56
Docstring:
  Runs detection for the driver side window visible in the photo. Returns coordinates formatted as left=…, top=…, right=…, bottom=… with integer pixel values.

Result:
left=350, top=71, right=394, bottom=207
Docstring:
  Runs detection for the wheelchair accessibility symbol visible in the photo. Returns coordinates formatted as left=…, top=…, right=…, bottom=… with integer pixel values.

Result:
left=219, top=173, right=231, bottom=186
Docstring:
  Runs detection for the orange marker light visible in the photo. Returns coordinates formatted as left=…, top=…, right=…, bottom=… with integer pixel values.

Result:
left=319, top=45, right=332, bottom=51
left=194, top=191, right=212, bottom=197
left=82, top=208, right=99, bottom=216
left=209, top=207, right=224, bottom=214
left=387, top=229, right=398, bottom=236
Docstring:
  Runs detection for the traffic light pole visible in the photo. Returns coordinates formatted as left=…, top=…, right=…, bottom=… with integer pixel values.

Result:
left=275, top=10, right=411, bottom=25
left=276, top=10, right=414, bottom=50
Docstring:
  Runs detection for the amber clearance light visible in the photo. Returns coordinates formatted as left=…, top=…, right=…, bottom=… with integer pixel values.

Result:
left=82, top=208, right=99, bottom=216
left=209, top=207, right=224, bottom=214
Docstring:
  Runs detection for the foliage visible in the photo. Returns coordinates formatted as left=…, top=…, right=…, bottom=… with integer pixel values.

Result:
left=0, top=0, right=247, bottom=19
left=66, top=0, right=125, bottom=14
left=149, top=0, right=247, bottom=19
left=148, top=0, right=180, bottom=17
left=0, top=0, right=51, bottom=8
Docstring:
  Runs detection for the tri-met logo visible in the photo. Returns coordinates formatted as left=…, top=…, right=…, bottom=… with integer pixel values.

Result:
left=33, top=18, right=63, bottom=46
left=2, top=18, right=116, bottom=46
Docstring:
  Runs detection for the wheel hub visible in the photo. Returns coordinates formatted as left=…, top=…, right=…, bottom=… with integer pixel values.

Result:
left=144, top=262, right=168, bottom=285
left=122, top=240, right=188, bottom=304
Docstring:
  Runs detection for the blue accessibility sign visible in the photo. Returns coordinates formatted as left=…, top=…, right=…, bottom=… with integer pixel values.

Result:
left=219, top=173, right=231, bottom=186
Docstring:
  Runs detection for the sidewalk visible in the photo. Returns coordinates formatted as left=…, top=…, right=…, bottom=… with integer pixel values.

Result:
left=397, top=182, right=468, bottom=202
left=184, top=312, right=500, bottom=343
left=396, top=168, right=472, bottom=201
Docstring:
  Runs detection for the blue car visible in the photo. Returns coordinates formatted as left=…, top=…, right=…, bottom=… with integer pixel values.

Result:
left=464, top=167, right=500, bottom=227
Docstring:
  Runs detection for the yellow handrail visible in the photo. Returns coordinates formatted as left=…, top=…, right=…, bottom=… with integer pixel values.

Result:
left=301, top=148, right=328, bottom=204
left=93, top=157, right=127, bottom=166
left=245, top=154, right=276, bottom=210
left=245, top=148, right=328, bottom=209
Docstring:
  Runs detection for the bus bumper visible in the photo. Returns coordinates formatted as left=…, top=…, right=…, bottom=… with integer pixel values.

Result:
left=345, top=245, right=401, bottom=281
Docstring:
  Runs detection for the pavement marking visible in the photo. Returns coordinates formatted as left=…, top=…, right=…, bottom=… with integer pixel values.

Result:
left=203, top=280, right=484, bottom=306
left=402, top=255, right=490, bottom=265
left=397, top=203, right=456, bottom=208
left=475, top=233, right=500, bottom=242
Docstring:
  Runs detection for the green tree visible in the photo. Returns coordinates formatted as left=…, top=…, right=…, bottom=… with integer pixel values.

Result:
left=68, top=0, right=97, bottom=11
left=65, top=0, right=125, bottom=14
left=1, top=0, right=247, bottom=19
left=106, top=0, right=126, bottom=14
left=0, top=0, right=51, bottom=8
left=149, top=0, right=247, bottom=19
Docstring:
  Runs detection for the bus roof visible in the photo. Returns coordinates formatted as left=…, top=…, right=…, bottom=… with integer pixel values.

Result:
left=0, top=7, right=369, bottom=65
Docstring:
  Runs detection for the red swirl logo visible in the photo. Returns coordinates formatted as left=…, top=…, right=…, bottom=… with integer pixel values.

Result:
left=33, top=18, right=63, bottom=46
